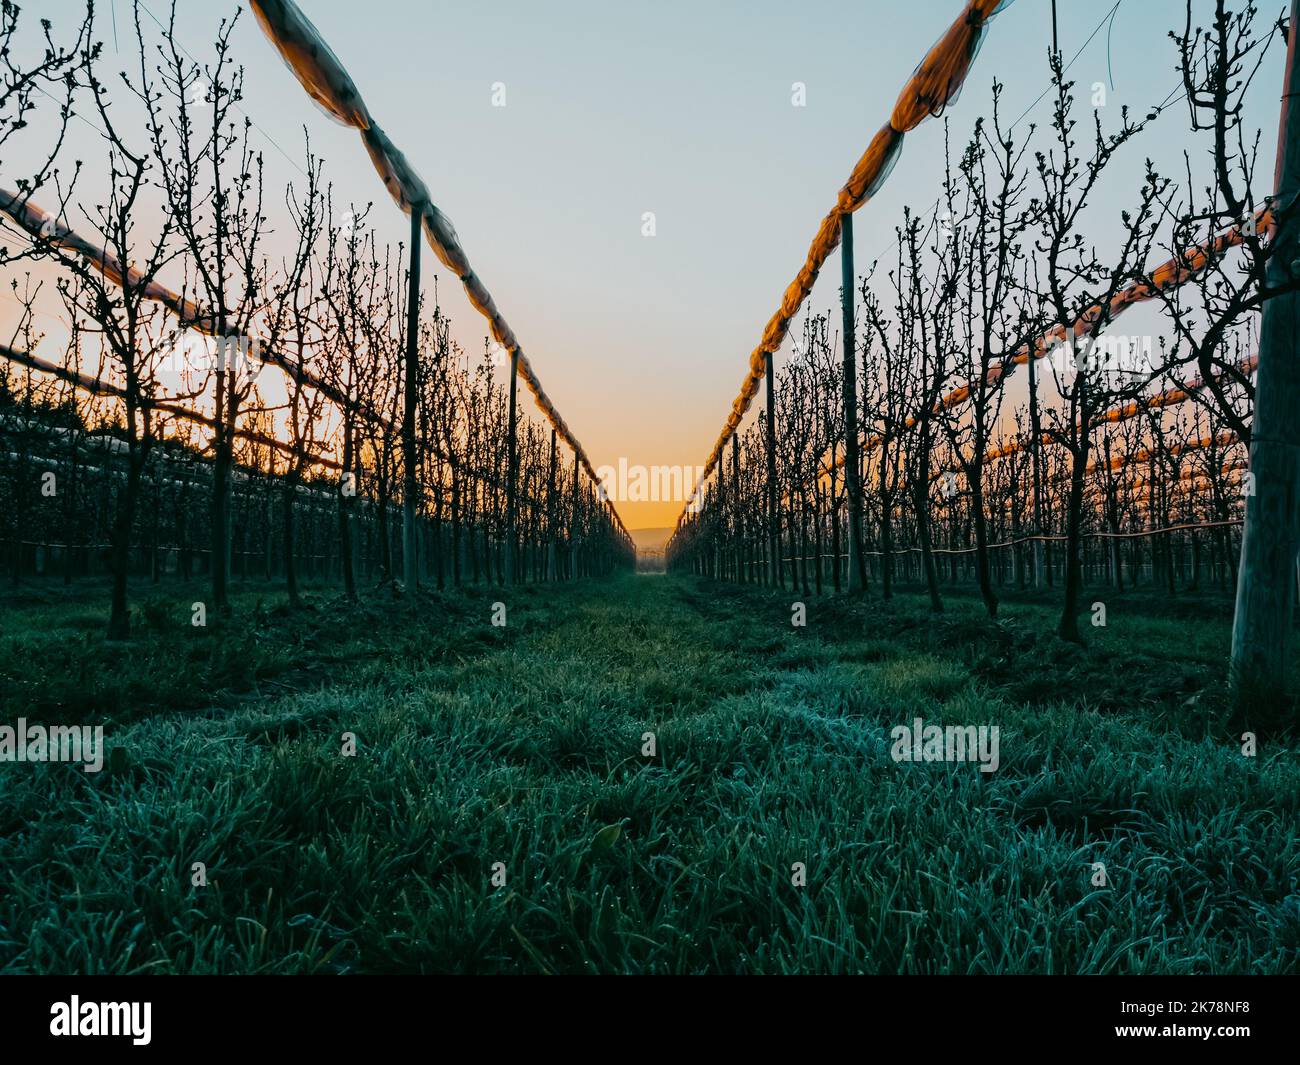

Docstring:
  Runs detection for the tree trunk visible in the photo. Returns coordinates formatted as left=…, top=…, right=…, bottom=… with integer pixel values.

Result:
left=108, top=448, right=145, bottom=640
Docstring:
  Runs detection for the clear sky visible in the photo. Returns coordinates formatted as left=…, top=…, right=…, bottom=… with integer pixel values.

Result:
left=5, top=1, right=1287, bottom=529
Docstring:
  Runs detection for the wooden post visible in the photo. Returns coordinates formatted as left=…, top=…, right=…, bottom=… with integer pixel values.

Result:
left=1230, top=0, right=1300, bottom=709
left=402, top=202, right=423, bottom=590
left=505, top=347, right=520, bottom=586
left=765, top=350, right=780, bottom=588
left=842, top=212, right=865, bottom=593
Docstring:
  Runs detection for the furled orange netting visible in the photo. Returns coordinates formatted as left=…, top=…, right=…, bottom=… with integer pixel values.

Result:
left=1096, top=354, right=1259, bottom=424
left=0, top=191, right=503, bottom=477
left=818, top=208, right=1269, bottom=478
left=247, top=0, right=623, bottom=534
left=679, top=0, right=1012, bottom=523
left=0, top=192, right=207, bottom=322
left=851, top=354, right=1258, bottom=490
left=1093, top=432, right=1241, bottom=474
left=6, top=340, right=561, bottom=511
left=0, top=192, right=379, bottom=427
left=928, top=430, right=1242, bottom=487
left=1079, top=463, right=1248, bottom=503
left=1, top=342, right=344, bottom=471
left=934, top=206, right=1272, bottom=412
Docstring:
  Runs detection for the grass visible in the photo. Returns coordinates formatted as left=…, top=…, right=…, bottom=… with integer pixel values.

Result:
left=0, top=572, right=1296, bottom=973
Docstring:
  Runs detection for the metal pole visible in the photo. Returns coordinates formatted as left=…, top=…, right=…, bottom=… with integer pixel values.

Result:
left=716, top=444, right=726, bottom=579
left=402, top=202, right=423, bottom=590
left=571, top=451, right=580, bottom=579
left=842, top=212, right=865, bottom=593
left=505, top=347, right=520, bottom=586
left=546, top=427, right=558, bottom=581
left=765, top=350, right=780, bottom=588
left=731, top=432, right=743, bottom=583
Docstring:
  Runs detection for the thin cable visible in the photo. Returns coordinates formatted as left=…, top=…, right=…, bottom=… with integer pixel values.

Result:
left=135, top=0, right=308, bottom=179
left=867, top=1, right=1130, bottom=284
left=1009, top=0, right=1123, bottom=132
left=32, top=1, right=315, bottom=178
left=1106, top=1, right=1119, bottom=91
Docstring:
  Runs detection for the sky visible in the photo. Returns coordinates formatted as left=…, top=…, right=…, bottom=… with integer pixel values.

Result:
left=3, top=0, right=1287, bottom=530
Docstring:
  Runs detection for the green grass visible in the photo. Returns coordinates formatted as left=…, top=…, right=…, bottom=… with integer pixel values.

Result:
left=0, top=573, right=1296, bottom=973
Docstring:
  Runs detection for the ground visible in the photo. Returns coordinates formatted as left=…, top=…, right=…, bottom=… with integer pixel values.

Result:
left=0, top=572, right=1296, bottom=974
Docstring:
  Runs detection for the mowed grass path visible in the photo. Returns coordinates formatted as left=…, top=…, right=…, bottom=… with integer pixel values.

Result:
left=0, top=573, right=1296, bottom=973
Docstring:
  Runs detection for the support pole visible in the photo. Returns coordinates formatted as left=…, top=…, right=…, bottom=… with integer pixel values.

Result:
left=1230, top=0, right=1300, bottom=709
left=546, top=428, right=558, bottom=581
left=505, top=347, right=520, bottom=586
left=765, top=350, right=780, bottom=588
left=716, top=444, right=726, bottom=579
left=731, top=433, right=743, bottom=583
left=842, top=213, right=865, bottom=593
left=571, top=451, right=580, bottom=579
left=402, top=202, right=423, bottom=590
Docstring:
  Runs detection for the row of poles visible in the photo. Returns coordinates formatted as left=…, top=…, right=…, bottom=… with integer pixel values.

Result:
left=669, top=0, right=1300, bottom=708
left=395, top=208, right=631, bottom=587
left=249, top=1, right=632, bottom=591
left=670, top=210, right=867, bottom=588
